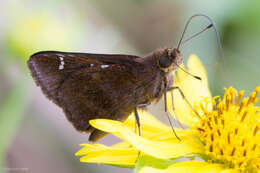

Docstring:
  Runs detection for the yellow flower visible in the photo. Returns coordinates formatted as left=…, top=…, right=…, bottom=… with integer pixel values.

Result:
left=76, top=55, right=260, bottom=173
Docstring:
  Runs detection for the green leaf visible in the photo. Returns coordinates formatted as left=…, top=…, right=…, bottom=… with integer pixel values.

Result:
left=106, top=163, right=135, bottom=169
left=134, top=154, right=177, bottom=173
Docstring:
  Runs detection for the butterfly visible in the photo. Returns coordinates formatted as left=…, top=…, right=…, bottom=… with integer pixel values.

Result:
left=27, top=14, right=217, bottom=141
left=27, top=48, right=182, bottom=141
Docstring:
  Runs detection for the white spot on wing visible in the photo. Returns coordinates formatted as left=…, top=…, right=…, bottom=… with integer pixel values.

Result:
left=56, top=53, right=65, bottom=57
left=101, top=64, right=109, bottom=69
left=58, top=56, right=65, bottom=70
left=90, top=64, right=94, bottom=67
left=68, top=54, right=75, bottom=57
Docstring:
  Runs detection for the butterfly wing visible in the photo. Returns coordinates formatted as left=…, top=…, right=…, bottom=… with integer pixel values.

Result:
left=28, top=51, right=149, bottom=141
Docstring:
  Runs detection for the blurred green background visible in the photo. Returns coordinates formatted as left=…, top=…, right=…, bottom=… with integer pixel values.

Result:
left=0, top=0, right=260, bottom=172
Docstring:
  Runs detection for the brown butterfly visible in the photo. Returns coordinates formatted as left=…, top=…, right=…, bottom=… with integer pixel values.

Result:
left=27, top=14, right=217, bottom=142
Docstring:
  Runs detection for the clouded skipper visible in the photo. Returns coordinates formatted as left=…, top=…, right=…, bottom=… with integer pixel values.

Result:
left=27, top=14, right=219, bottom=141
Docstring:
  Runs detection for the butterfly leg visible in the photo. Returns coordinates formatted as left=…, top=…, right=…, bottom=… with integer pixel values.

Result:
left=164, top=90, right=181, bottom=140
left=163, top=76, right=181, bottom=140
left=167, top=86, right=201, bottom=119
left=169, top=91, right=184, bottom=129
left=134, top=107, right=141, bottom=136
left=133, top=106, right=143, bottom=162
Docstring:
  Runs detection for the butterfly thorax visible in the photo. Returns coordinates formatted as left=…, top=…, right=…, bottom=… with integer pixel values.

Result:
left=135, top=48, right=182, bottom=104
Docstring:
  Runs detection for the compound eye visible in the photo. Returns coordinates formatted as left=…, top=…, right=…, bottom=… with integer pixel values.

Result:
left=158, top=55, right=172, bottom=68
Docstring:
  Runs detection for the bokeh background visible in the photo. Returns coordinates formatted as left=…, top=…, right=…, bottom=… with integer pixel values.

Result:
left=1, top=0, right=260, bottom=172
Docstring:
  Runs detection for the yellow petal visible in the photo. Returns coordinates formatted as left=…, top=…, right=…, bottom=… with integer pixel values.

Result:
left=76, top=143, right=138, bottom=166
left=220, top=169, right=239, bottom=173
left=76, top=144, right=108, bottom=156
left=124, top=110, right=199, bottom=141
left=187, top=54, right=211, bottom=99
left=123, top=110, right=182, bottom=139
left=139, top=167, right=163, bottom=173
left=124, top=110, right=169, bottom=131
left=111, top=141, right=132, bottom=148
left=194, top=163, right=227, bottom=173
left=168, top=55, right=212, bottom=127
left=90, top=119, right=204, bottom=159
left=140, top=161, right=225, bottom=173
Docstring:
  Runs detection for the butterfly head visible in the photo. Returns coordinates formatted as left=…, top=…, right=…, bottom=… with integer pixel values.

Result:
left=158, top=48, right=182, bottom=72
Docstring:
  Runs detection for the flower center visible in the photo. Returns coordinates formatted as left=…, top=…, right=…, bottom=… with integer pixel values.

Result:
left=195, top=87, right=260, bottom=172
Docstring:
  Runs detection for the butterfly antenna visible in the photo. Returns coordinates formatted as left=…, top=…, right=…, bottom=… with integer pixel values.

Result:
left=174, top=62, right=201, bottom=80
left=181, top=24, right=213, bottom=45
left=177, top=14, right=227, bottom=79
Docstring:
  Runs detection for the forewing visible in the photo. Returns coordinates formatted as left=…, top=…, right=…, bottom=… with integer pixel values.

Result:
left=27, top=51, right=144, bottom=134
